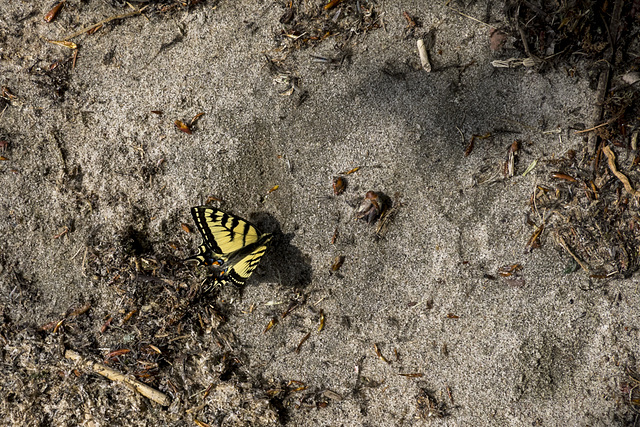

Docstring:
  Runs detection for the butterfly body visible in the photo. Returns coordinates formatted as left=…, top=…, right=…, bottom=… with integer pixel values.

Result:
left=186, top=207, right=272, bottom=288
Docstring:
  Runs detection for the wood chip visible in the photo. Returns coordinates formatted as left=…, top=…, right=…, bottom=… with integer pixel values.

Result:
left=417, top=39, right=431, bottom=72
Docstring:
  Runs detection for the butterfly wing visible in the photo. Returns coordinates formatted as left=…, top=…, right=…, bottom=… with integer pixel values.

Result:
left=219, top=233, right=272, bottom=286
left=186, top=207, right=261, bottom=266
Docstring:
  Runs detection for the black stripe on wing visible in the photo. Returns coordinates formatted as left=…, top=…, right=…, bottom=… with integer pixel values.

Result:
left=191, top=207, right=224, bottom=254
left=190, top=207, right=261, bottom=257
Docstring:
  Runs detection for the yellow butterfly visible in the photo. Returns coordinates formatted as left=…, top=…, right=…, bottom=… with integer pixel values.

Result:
left=186, top=207, right=272, bottom=288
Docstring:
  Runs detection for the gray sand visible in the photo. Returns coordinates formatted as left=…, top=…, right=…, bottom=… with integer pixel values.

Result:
left=0, top=1, right=637, bottom=425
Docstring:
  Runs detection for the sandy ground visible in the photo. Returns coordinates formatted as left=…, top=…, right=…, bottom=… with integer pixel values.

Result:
left=1, top=0, right=639, bottom=425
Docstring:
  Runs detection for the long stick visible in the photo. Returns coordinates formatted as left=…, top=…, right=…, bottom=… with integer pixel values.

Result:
left=65, top=349, right=171, bottom=406
left=63, top=8, right=146, bottom=41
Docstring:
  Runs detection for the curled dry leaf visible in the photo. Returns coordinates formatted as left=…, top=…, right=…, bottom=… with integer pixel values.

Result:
left=333, top=176, right=346, bottom=195
left=174, top=120, right=191, bottom=134
left=44, top=1, right=65, bottom=23
left=331, top=255, right=345, bottom=271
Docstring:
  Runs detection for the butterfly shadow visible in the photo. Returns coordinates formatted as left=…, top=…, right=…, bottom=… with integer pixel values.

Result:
left=250, top=212, right=312, bottom=290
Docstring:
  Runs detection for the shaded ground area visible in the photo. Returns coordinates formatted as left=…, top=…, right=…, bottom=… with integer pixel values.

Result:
left=1, top=0, right=640, bottom=425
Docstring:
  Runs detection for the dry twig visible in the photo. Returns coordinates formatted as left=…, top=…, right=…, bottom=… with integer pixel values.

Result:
left=554, top=232, right=591, bottom=274
left=587, top=0, right=624, bottom=153
left=63, top=7, right=147, bottom=41
left=65, top=349, right=171, bottom=406
left=602, top=145, right=639, bottom=198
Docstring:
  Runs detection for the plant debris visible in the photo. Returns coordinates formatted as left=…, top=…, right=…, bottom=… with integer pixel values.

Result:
left=620, top=365, right=640, bottom=412
left=416, top=387, right=448, bottom=419
left=528, top=145, right=640, bottom=278
left=275, top=0, right=380, bottom=55
left=356, top=191, right=389, bottom=224
left=504, top=0, right=610, bottom=63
